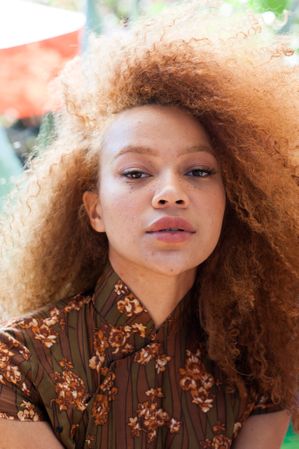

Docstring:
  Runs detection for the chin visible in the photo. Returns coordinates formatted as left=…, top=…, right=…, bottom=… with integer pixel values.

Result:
left=145, top=259, right=200, bottom=277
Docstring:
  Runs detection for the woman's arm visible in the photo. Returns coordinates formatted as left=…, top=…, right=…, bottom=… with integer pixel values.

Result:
left=232, top=410, right=291, bottom=449
left=0, top=420, right=64, bottom=449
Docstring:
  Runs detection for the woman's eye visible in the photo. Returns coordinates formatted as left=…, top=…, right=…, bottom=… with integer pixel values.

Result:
left=186, top=168, right=216, bottom=177
left=122, top=170, right=150, bottom=179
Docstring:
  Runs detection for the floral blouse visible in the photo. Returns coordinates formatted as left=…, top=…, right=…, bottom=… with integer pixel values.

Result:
left=0, top=261, right=282, bottom=449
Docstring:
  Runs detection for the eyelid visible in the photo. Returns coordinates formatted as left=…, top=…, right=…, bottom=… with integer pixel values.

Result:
left=121, top=169, right=151, bottom=179
left=185, top=166, right=217, bottom=174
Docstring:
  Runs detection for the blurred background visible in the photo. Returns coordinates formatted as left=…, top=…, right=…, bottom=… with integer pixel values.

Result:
left=0, top=1, right=298, bottom=445
left=1, top=0, right=299, bottom=206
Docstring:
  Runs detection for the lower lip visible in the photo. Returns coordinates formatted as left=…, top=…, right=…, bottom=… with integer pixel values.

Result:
left=146, top=231, right=194, bottom=243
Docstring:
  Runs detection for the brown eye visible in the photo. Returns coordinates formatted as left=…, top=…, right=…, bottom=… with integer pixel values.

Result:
left=122, top=170, right=150, bottom=179
left=186, top=168, right=216, bottom=177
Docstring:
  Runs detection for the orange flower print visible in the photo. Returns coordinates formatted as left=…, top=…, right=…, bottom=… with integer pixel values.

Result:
left=129, top=387, right=180, bottom=443
left=190, top=389, right=214, bottom=413
left=89, top=353, right=106, bottom=372
left=212, top=434, right=231, bottom=449
left=92, top=394, right=110, bottom=425
left=17, top=400, right=41, bottom=421
left=145, top=387, right=164, bottom=399
left=134, top=343, right=160, bottom=365
left=85, top=435, right=96, bottom=448
left=91, top=368, right=118, bottom=425
left=131, top=322, right=147, bottom=338
left=99, top=368, right=117, bottom=398
left=71, top=424, right=79, bottom=438
left=89, top=329, right=109, bottom=372
left=212, top=422, right=226, bottom=434
left=63, top=294, right=91, bottom=313
left=108, top=325, right=133, bottom=354
left=58, top=358, right=73, bottom=369
left=33, top=328, right=57, bottom=348
left=169, top=417, right=181, bottom=433
left=52, top=366, right=88, bottom=412
left=117, top=293, right=144, bottom=317
left=114, top=280, right=128, bottom=296
left=19, top=308, right=62, bottom=349
left=232, top=422, right=242, bottom=439
left=155, top=354, right=171, bottom=373
left=0, top=341, right=30, bottom=395
left=179, top=349, right=215, bottom=413
left=200, top=435, right=232, bottom=449
left=128, top=417, right=142, bottom=437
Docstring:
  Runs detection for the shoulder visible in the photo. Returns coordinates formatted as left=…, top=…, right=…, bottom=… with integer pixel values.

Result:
left=0, top=289, right=97, bottom=427
left=1, top=289, right=95, bottom=349
left=232, top=409, right=291, bottom=449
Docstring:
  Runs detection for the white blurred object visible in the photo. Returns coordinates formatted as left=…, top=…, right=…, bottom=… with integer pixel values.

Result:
left=0, top=0, right=85, bottom=49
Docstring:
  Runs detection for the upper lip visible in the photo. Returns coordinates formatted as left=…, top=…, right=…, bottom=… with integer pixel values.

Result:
left=146, top=217, right=196, bottom=233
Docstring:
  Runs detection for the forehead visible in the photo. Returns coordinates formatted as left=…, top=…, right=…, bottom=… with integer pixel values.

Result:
left=100, top=105, right=214, bottom=160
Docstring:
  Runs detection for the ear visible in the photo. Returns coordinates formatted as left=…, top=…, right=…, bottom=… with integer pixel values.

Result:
left=82, top=191, right=105, bottom=233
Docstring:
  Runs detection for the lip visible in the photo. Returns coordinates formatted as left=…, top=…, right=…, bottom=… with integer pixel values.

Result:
left=146, top=216, right=196, bottom=233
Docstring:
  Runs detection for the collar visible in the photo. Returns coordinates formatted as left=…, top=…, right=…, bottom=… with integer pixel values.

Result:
left=92, top=260, right=198, bottom=361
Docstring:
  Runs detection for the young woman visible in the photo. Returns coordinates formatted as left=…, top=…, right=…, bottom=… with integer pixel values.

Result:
left=0, top=4, right=298, bottom=449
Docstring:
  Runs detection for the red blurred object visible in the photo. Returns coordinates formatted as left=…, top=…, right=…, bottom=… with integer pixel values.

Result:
left=0, top=1, right=85, bottom=119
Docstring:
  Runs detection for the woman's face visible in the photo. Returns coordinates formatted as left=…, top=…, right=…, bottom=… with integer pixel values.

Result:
left=84, top=105, right=226, bottom=277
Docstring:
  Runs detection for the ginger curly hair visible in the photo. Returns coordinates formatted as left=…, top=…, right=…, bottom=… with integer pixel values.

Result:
left=1, top=2, right=298, bottom=429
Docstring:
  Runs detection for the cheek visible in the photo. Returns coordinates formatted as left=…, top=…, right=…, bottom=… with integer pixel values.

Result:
left=201, top=187, right=226, bottom=228
left=100, top=184, right=142, bottom=230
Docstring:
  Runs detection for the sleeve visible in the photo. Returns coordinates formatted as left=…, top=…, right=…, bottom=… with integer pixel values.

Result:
left=250, top=393, right=285, bottom=416
left=0, top=324, right=47, bottom=421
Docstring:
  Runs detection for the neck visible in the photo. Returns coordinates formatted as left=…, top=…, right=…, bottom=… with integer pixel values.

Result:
left=108, top=255, right=196, bottom=328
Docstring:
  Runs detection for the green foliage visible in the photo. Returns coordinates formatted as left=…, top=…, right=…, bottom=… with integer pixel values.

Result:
left=248, top=0, right=291, bottom=15
left=146, top=1, right=168, bottom=15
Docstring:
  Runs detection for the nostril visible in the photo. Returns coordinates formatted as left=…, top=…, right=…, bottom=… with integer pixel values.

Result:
left=176, top=199, right=184, bottom=205
left=158, top=199, right=167, bottom=205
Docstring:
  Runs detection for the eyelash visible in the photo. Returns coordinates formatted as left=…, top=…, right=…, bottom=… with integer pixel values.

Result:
left=122, top=168, right=216, bottom=179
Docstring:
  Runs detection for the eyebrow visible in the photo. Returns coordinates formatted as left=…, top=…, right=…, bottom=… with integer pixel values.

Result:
left=114, top=144, right=216, bottom=159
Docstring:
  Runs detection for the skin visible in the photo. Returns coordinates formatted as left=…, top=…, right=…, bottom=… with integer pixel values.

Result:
left=83, top=104, right=226, bottom=327
left=0, top=105, right=290, bottom=448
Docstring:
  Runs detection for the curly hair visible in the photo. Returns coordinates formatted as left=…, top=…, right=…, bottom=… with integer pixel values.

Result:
left=1, top=2, right=298, bottom=429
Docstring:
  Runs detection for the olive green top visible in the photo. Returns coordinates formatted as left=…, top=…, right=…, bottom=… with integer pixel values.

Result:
left=0, top=261, right=282, bottom=448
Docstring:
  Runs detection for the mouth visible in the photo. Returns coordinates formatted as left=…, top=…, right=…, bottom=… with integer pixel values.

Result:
left=149, top=228, right=189, bottom=233
left=146, top=217, right=196, bottom=234
left=146, top=228, right=195, bottom=243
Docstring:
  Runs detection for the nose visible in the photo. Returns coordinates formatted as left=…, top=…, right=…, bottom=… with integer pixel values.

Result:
left=151, top=173, right=190, bottom=208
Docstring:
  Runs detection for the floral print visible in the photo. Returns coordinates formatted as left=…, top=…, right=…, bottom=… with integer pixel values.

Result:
left=133, top=342, right=172, bottom=375
left=17, top=295, right=92, bottom=349
left=18, top=308, right=62, bottom=348
left=0, top=341, right=30, bottom=395
left=85, top=435, right=96, bottom=448
left=212, top=422, right=226, bottom=434
left=63, top=294, right=92, bottom=313
left=108, top=325, right=133, bottom=354
left=17, top=400, right=42, bottom=421
left=0, top=262, right=283, bottom=448
left=134, top=342, right=160, bottom=365
left=232, top=422, right=242, bottom=439
left=200, top=435, right=231, bottom=449
left=128, top=387, right=181, bottom=443
left=52, top=359, right=89, bottom=412
left=179, top=348, right=215, bottom=413
left=89, top=329, right=109, bottom=372
left=114, top=280, right=128, bottom=296
left=117, top=293, right=144, bottom=317
left=91, top=367, right=118, bottom=425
